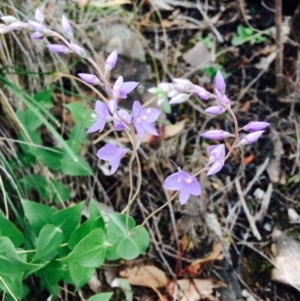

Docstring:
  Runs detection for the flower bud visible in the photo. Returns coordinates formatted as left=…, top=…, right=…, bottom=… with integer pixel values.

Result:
left=158, top=82, right=174, bottom=94
left=70, top=43, right=88, bottom=58
left=192, top=85, right=210, bottom=100
left=207, top=160, right=224, bottom=176
left=28, top=20, right=46, bottom=32
left=35, top=8, right=44, bottom=23
left=61, top=15, right=73, bottom=40
left=242, top=121, right=270, bottom=132
left=172, top=78, right=194, bottom=93
left=0, top=16, right=19, bottom=25
left=47, top=44, right=73, bottom=55
left=105, top=49, right=118, bottom=71
left=214, top=70, right=226, bottom=93
left=205, top=105, right=224, bottom=116
left=207, top=144, right=225, bottom=163
left=167, top=89, right=179, bottom=98
left=7, top=21, right=30, bottom=31
left=236, top=131, right=264, bottom=146
left=200, top=130, right=235, bottom=140
left=78, top=73, right=101, bottom=85
left=31, top=31, right=44, bottom=40
left=169, top=93, right=190, bottom=105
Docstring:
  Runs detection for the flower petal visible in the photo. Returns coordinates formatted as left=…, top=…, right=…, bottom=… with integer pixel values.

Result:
left=163, top=172, right=185, bottom=191
left=179, top=187, right=190, bottom=205
left=97, top=143, right=118, bottom=161
left=120, top=81, right=139, bottom=95
left=207, top=160, right=224, bottom=176
left=132, top=101, right=142, bottom=120
left=87, top=119, right=106, bottom=134
left=140, top=121, right=158, bottom=136
left=188, top=179, right=201, bottom=196
left=140, top=107, right=161, bottom=123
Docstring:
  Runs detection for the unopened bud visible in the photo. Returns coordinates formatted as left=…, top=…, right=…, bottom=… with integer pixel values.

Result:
left=78, top=73, right=101, bottom=85
left=61, top=15, right=73, bottom=40
left=0, top=16, right=19, bottom=24
left=169, top=93, right=190, bottom=105
left=242, top=121, right=270, bottom=132
left=47, top=44, right=73, bottom=55
left=35, top=8, right=44, bottom=23
left=236, top=131, right=264, bottom=146
left=205, top=106, right=224, bottom=116
left=105, top=49, right=118, bottom=71
left=201, top=130, right=235, bottom=140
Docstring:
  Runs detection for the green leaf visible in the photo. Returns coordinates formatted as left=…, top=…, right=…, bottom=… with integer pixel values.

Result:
left=87, top=292, right=113, bottom=301
left=52, top=180, right=70, bottom=203
left=162, top=99, right=171, bottom=114
left=65, top=102, right=94, bottom=128
left=52, top=202, right=84, bottom=235
left=69, top=123, right=87, bottom=146
left=37, top=261, right=65, bottom=296
left=0, top=237, right=39, bottom=277
left=58, top=229, right=107, bottom=268
left=18, top=130, right=42, bottom=153
left=0, top=273, right=24, bottom=300
left=16, top=108, right=43, bottom=131
left=30, top=149, right=63, bottom=171
left=0, top=211, right=24, bottom=247
left=107, top=213, right=135, bottom=244
left=34, top=88, right=54, bottom=109
left=34, top=224, right=63, bottom=260
left=117, top=226, right=149, bottom=260
left=88, top=199, right=102, bottom=220
left=61, top=154, right=93, bottom=176
left=21, top=199, right=56, bottom=236
left=69, top=263, right=94, bottom=289
left=68, top=217, right=104, bottom=249
left=105, top=244, right=120, bottom=261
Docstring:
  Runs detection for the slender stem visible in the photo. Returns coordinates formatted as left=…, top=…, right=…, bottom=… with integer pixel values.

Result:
left=0, top=277, right=18, bottom=301
left=225, top=106, right=240, bottom=160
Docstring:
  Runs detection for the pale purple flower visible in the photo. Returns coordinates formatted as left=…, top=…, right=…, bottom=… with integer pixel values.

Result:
left=172, top=78, right=194, bottom=93
left=163, top=170, right=201, bottom=205
left=132, top=101, right=160, bottom=140
left=169, top=93, right=190, bottom=105
left=61, top=15, right=73, bottom=40
left=237, top=131, right=265, bottom=146
left=97, top=144, right=126, bottom=174
left=221, top=95, right=230, bottom=106
left=105, top=49, right=118, bottom=71
left=35, top=8, right=44, bottom=23
left=28, top=20, right=46, bottom=32
left=242, top=121, right=270, bottom=132
left=113, top=109, right=132, bottom=130
left=205, top=106, right=224, bottom=116
left=107, top=99, right=118, bottom=114
left=87, top=101, right=109, bottom=134
left=167, top=89, right=179, bottom=98
left=191, top=85, right=211, bottom=100
left=207, top=144, right=225, bottom=176
left=70, top=43, right=88, bottom=58
left=31, top=31, right=44, bottom=40
left=112, top=76, right=139, bottom=100
left=201, top=130, right=235, bottom=140
left=0, top=16, right=19, bottom=25
left=214, top=70, right=226, bottom=93
left=47, top=44, right=73, bottom=55
left=78, top=73, right=101, bottom=85
left=158, top=83, right=174, bottom=94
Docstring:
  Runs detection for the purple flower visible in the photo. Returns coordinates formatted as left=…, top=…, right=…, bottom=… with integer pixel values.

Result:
left=97, top=144, right=126, bottom=174
left=132, top=101, right=160, bottom=140
left=61, top=15, right=73, bottom=40
left=205, top=106, right=224, bottom=116
left=112, top=76, right=139, bottom=99
left=31, top=32, right=44, bottom=40
left=47, top=44, right=73, bottom=55
left=105, top=49, right=118, bottom=71
left=87, top=101, right=109, bottom=134
left=191, top=85, right=211, bottom=100
left=201, top=130, right=235, bottom=140
left=107, top=99, right=118, bottom=114
left=35, top=8, right=44, bottom=23
left=214, top=70, right=226, bottom=93
left=242, top=121, right=270, bottom=132
left=169, top=93, right=190, bottom=105
left=207, top=144, right=225, bottom=176
left=78, top=73, right=101, bottom=85
left=163, top=170, right=201, bottom=205
left=237, top=131, right=265, bottom=146
left=70, top=43, right=88, bottom=58
left=113, top=109, right=132, bottom=130
left=28, top=20, right=46, bottom=32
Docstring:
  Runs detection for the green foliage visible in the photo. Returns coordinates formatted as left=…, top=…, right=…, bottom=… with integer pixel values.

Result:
left=87, top=292, right=113, bottom=301
left=202, top=64, right=228, bottom=79
left=231, top=25, right=266, bottom=46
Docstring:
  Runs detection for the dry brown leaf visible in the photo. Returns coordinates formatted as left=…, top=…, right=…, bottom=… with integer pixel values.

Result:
left=120, top=265, right=168, bottom=288
left=189, top=242, right=224, bottom=267
left=162, top=119, right=187, bottom=139
left=167, top=278, right=225, bottom=301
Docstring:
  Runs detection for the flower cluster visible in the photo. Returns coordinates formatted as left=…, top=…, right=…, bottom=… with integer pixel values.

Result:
left=161, top=71, right=270, bottom=205
left=0, top=9, right=270, bottom=205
